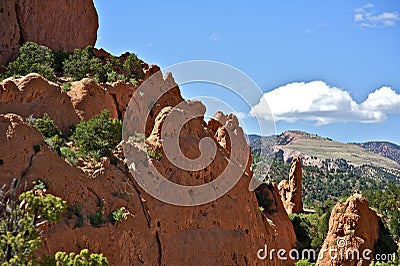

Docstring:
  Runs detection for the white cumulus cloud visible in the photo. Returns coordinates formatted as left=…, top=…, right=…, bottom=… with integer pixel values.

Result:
left=354, top=3, right=399, bottom=27
left=361, top=86, right=400, bottom=113
left=250, top=81, right=399, bottom=125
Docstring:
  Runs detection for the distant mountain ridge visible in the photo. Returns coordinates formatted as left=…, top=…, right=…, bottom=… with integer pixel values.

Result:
left=355, top=141, right=400, bottom=165
left=249, top=130, right=400, bottom=206
left=248, top=130, right=400, bottom=170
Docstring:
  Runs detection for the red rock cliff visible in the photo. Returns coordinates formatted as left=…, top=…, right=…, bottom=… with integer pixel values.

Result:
left=0, top=0, right=98, bottom=70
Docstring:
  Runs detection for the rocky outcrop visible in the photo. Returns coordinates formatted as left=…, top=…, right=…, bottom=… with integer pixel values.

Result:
left=105, top=81, right=136, bottom=119
left=255, top=183, right=297, bottom=255
left=316, top=193, right=379, bottom=266
left=208, top=111, right=252, bottom=174
left=0, top=1, right=20, bottom=72
left=0, top=114, right=160, bottom=265
left=0, top=113, right=45, bottom=187
left=0, top=73, right=138, bottom=131
left=278, top=157, right=303, bottom=214
left=67, top=79, right=118, bottom=120
left=0, top=70, right=297, bottom=265
left=0, top=73, right=80, bottom=135
left=0, top=0, right=98, bottom=70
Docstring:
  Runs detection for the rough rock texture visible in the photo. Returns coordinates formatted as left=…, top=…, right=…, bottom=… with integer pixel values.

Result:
left=316, top=193, right=380, bottom=266
left=255, top=183, right=297, bottom=256
left=105, top=81, right=136, bottom=119
left=68, top=79, right=118, bottom=120
left=208, top=111, right=253, bottom=175
left=0, top=1, right=20, bottom=71
left=0, top=114, right=160, bottom=265
left=0, top=70, right=297, bottom=265
left=0, top=0, right=98, bottom=70
left=0, top=73, right=80, bottom=135
left=278, top=157, right=303, bottom=214
left=0, top=113, right=45, bottom=188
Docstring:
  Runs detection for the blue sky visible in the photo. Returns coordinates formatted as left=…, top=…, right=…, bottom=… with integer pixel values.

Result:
left=94, top=1, right=400, bottom=144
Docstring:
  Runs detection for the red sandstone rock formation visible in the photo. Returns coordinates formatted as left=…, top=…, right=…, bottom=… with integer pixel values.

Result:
left=0, top=73, right=79, bottom=135
left=105, top=81, right=136, bottom=119
left=0, top=0, right=98, bottom=70
left=316, top=193, right=379, bottom=266
left=67, top=79, right=118, bottom=121
left=255, top=183, right=297, bottom=256
left=278, top=157, right=303, bottom=214
left=0, top=70, right=297, bottom=265
left=0, top=1, right=20, bottom=71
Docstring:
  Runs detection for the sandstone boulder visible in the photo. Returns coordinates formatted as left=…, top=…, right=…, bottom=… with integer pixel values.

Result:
left=278, top=157, right=303, bottom=214
left=105, top=81, right=136, bottom=119
left=316, top=193, right=380, bottom=266
left=68, top=79, right=118, bottom=120
left=0, top=73, right=80, bottom=135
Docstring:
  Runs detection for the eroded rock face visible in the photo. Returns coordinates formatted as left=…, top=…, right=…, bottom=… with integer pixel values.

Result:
left=0, top=73, right=80, bottom=135
left=316, top=193, right=379, bottom=266
left=255, top=183, right=297, bottom=256
left=278, top=157, right=303, bottom=214
left=0, top=113, right=44, bottom=188
left=0, top=113, right=159, bottom=265
left=0, top=70, right=297, bottom=265
left=105, top=81, right=136, bottom=119
left=0, top=1, right=20, bottom=71
left=68, top=79, right=118, bottom=120
left=0, top=0, right=98, bottom=70
left=16, top=0, right=98, bottom=52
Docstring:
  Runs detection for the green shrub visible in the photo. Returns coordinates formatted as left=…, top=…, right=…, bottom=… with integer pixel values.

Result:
left=52, top=50, right=70, bottom=74
left=45, top=135, right=65, bottom=156
left=60, top=147, right=78, bottom=165
left=62, top=81, right=72, bottom=91
left=122, top=53, right=144, bottom=80
left=364, top=183, right=400, bottom=241
left=289, top=212, right=329, bottom=260
left=295, top=259, right=315, bottom=266
left=33, top=179, right=48, bottom=191
left=0, top=180, right=66, bottom=265
left=6, top=42, right=55, bottom=80
left=33, top=113, right=66, bottom=156
left=111, top=207, right=129, bottom=222
left=34, top=113, right=61, bottom=138
left=66, top=202, right=84, bottom=228
left=55, top=249, right=108, bottom=266
left=63, top=46, right=107, bottom=82
left=146, top=147, right=162, bottom=161
left=71, top=110, right=122, bottom=160
left=89, top=210, right=105, bottom=228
